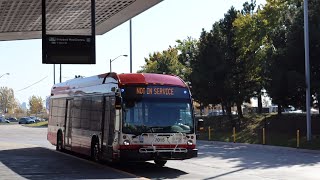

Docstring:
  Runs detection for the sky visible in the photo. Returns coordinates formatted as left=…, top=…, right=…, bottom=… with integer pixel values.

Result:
left=0, top=0, right=265, bottom=105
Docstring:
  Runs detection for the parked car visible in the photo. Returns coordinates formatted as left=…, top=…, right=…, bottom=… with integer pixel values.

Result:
left=29, top=116, right=42, bottom=122
left=19, top=117, right=35, bottom=124
left=0, top=117, right=9, bottom=123
left=208, top=110, right=225, bottom=116
left=7, top=117, right=18, bottom=122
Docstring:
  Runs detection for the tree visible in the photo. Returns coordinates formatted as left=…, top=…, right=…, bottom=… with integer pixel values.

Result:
left=191, top=26, right=226, bottom=107
left=0, top=87, right=16, bottom=114
left=139, top=47, right=186, bottom=77
left=220, top=7, right=249, bottom=118
left=263, top=0, right=320, bottom=112
left=233, top=0, right=304, bottom=114
left=176, top=37, right=198, bottom=82
left=29, top=95, right=43, bottom=114
left=190, top=7, right=249, bottom=119
left=234, top=0, right=272, bottom=114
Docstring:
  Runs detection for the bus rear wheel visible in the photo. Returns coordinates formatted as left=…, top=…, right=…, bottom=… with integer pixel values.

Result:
left=154, top=159, right=167, bottom=167
left=56, top=131, right=63, bottom=151
left=91, top=139, right=100, bottom=162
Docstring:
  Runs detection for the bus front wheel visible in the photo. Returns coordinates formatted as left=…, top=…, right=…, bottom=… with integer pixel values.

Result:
left=154, top=159, right=167, bottom=167
left=56, top=131, right=63, bottom=151
left=91, top=138, right=100, bottom=162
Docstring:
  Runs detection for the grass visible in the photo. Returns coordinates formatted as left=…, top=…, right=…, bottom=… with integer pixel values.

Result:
left=25, top=121, right=48, bottom=127
left=198, top=113, right=320, bottom=150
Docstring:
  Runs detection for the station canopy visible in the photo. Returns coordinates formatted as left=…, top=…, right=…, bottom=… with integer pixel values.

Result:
left=0, top=0, right=162, bottom=41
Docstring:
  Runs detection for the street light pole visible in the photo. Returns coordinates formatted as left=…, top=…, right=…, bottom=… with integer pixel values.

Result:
left=130, top=19, right=132, bottom=73
left=109, top=54, right=128, bottom=72
left=0, top=73, right=9, bottom=79
left=304, top=0, right=312, bottom=141
left=110, top=59, right=112, bottom=72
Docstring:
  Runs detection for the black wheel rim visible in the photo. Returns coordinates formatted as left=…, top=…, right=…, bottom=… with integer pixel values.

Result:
left=93, top=143, right=99, bottom=161
left=57, top=134, right=62, bottom=150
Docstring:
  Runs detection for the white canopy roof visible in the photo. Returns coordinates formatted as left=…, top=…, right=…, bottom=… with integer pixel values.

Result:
left=0, top=0, right=162, bottom=41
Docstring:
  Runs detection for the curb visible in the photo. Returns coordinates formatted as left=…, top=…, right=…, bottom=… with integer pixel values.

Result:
left=198, top=140, right=320, bottom=154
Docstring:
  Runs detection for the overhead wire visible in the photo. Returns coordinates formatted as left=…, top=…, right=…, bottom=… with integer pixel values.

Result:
left=16, top=76, right=48, bottom=92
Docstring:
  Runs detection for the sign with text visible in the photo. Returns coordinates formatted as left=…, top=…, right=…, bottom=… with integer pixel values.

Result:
left=43, top=35, right=95, bottom=64
left=122, top=86, right=190, bottom=99
left=136, top=87, right=174, bottom=96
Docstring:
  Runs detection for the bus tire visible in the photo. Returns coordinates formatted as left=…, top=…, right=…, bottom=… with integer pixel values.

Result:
left=56, top=131, right=63, bottom=151
left=154, top=159, right=167, bottom=167
left=91, top=138, right=100, bottom=162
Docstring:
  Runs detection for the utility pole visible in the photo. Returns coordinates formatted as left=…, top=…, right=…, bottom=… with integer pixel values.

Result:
left=53, top=65, right=55, bottom=84
left=60, top=64, right=62, bottom=83
left=130, top=19, right=132, bottom=73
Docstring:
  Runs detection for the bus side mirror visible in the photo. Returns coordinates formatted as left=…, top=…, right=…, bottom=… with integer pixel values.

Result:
left=197, top=118, right=204, bottom=131
left=111, top=87, right=121, bottom=96
left=115, top=96, right=122, bottom=109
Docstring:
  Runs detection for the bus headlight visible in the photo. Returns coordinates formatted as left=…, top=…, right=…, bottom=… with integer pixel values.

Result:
left=123, top=140, right=130, bottom=146
left=187, top=140, right=193, bottom=146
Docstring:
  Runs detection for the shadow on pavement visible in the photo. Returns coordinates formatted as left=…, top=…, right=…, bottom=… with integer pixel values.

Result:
left=0, top=147, right=134, bottom=180
left=109, top=161, right=188, bottom=179
left=0, top=147, right=188, bottom=180
left=196, top=141, right=320, bottom=170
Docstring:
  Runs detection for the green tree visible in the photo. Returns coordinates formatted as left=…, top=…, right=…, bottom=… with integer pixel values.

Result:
left=176, top=37, right=198, bottom=82
left=28, top=95, right=43, bottom=114
left=191, top=7, right=248, bottom=118
left=190, top=26, right=226, bottom=107
left=234, top=0, right=303, bottom=114
left=234, top=0, right=271, bottom=114
left=139, top=47, right=185, bottom=77
left=220, top=7, right=249, bottom=118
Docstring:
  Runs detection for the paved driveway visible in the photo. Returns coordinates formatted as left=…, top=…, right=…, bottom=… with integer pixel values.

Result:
left=1, top=124, right=320, bottom=179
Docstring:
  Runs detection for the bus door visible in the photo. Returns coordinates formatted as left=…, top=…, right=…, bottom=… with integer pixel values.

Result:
left=102, top=96, right=117, bottom=158
left=64, top=99, right=73, bottom=149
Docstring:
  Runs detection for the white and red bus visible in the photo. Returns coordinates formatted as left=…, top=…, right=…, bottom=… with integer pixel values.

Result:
left=47, top=73, right=197, bottom=166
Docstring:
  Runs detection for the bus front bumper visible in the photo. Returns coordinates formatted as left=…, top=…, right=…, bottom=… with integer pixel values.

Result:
left=119, top=149, right=198, bottom=161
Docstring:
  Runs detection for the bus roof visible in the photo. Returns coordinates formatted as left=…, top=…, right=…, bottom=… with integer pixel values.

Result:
left=118, top=73, right=187, bottom=87
left=51, top=73, right=187, bottom=97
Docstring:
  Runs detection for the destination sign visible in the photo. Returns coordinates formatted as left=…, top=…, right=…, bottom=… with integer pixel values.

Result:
left=136, top=87, right=174, bottom=96
left=122, top=86, right=190, bottom=99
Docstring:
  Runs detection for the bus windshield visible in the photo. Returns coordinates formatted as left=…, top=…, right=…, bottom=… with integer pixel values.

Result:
left=122, top=98, right=194, bottom=135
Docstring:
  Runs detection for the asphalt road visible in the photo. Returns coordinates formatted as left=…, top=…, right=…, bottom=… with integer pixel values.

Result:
left=1, top=125, right=320, bottom=179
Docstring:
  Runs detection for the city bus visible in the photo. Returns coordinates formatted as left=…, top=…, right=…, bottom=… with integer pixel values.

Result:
left=47, top=73, right=197, bottom=166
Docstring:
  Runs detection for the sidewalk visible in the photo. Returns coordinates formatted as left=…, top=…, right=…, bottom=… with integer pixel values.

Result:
left=198, top=140, right=320, bottom=154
